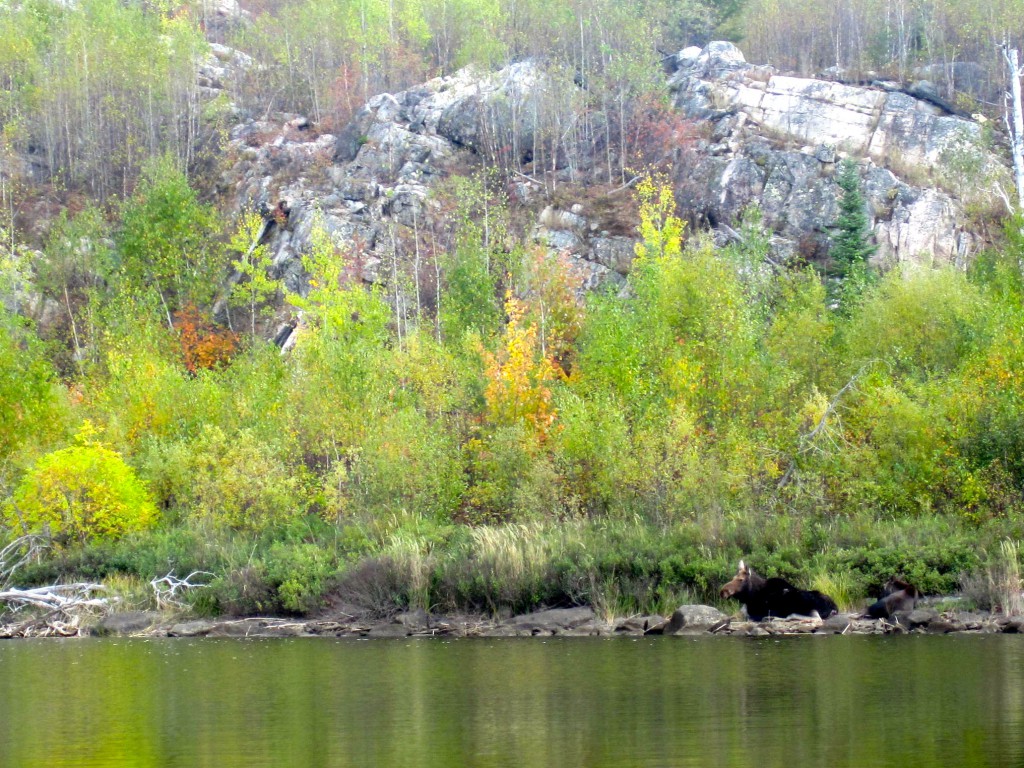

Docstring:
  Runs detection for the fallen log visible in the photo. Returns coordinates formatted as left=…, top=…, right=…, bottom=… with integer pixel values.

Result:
left=0, top=583, right=110, bottom=613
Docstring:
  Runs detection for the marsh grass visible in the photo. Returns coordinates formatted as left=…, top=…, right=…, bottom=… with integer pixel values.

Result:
left=102, top=573, right=157, bottom=612
left=809, top=569, right=858, bottom=612
left=380, top=529, right=436, bottom=612
left=963, top=539, right=1023, bottom=616
left=4, top=507, right=1005, bottom=621
left=436, top=521, right=570, bottom=615
left=588, top=572, right=697, bottom=623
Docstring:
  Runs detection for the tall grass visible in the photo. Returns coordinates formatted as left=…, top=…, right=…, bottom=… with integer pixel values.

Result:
left=963, top=539, right=1023, bottom=616
left=380, top=529, right=436, bottom=612
left=436, top=521, right=570, bottom=614
left=5, top=510, right=1009, bottom=620
left=809, top=569, right=857, bottom=612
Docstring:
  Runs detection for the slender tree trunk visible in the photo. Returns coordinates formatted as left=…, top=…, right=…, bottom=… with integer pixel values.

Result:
left=391, top=225, right=403, bottom=351
left=432, top=231, right=442, bottom=343
left=159, top=292, right=174, bottom=332
left=1002, top=45, right=1024, bottom=209
left=413, top=206, right=422, bottom=324
left=63, top=284, right=82, bottom=364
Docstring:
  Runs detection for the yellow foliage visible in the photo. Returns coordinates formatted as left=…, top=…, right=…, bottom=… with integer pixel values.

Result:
left=482, top=294, right=559, bottom=440
left=4, top=427, right=159, bottom=546
left=634, top=175, right=685, bottom=261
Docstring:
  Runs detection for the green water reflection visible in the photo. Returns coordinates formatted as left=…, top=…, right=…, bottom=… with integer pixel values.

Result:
left=1, top=635, right=1021, bottom=767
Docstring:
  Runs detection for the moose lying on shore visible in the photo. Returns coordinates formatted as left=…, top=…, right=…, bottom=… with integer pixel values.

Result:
left=865, top=577, right=920, bottom=619
left=720, top=560, right=839, bottom=620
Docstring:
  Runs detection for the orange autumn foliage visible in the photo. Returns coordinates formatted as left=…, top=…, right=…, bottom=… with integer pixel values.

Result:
left=173, top=304, right=239, bottom=374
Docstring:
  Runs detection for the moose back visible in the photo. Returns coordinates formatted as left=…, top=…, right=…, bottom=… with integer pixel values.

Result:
left=720, top=560, right=838, bottom=620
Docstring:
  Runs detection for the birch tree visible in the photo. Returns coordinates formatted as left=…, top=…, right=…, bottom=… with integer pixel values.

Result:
left=1002, top=44, right=1024, bottom=210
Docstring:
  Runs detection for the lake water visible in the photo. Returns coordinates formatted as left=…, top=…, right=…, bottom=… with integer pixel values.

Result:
left=1, top=634, right=1022, bottom=767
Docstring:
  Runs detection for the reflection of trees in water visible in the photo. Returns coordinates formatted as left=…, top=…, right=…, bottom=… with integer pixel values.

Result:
left=1, top=638, right=1022, bottom=766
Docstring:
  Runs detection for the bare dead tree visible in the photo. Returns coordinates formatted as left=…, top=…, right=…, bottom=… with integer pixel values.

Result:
left=0, top=581, right=115, bottom=638
left=0, top=583, right=109, bottom=612
left=777, top=361, right=880, bottom=491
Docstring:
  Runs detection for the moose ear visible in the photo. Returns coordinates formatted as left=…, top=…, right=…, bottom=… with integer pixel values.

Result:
left=738, top=559, right=747, bottom=575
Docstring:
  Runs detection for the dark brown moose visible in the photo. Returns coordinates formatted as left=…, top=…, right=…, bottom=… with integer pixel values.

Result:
left=865, top=577, right=920, bottom=620
left=720, top=560, right=839, bottom=621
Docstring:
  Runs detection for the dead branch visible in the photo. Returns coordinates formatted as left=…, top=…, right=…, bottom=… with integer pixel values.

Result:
left=716, top=223, right=784, bottom=269
left=150, top=570, right=214, bottom=609
left=0, top=534, right=47, bottom=588
left=717, top=222, right=746, bottom=244
left=607, top=175, right=642, bottom=196
left=0, top=615, right=84, bottom=638
left=1, top=540, right=110, bottom=637
left=0, top=583, right=110, bottom=614
left=512, top=169, right=542, bottom=185
left=777, top=361, right=880, bottom=490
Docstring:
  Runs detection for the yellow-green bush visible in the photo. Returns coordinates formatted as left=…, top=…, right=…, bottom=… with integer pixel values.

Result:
left=843, top=268, right=993, bottom=380
left=185, top=425, right=308, bottom=532
left=4, top=442, right=158, bottom=545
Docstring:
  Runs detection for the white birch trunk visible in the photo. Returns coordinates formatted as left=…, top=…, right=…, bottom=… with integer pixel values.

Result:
left=1002, top=46, right=1024, bottom=210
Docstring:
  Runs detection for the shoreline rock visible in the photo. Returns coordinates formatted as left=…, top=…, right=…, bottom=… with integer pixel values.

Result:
left=4, top=603, right=1022, bottom=640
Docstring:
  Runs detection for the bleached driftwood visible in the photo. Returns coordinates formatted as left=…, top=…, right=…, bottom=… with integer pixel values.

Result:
left=1, top=536, right=113, bottom=636
left=0, top=582, right=113, bottom=637
left=150, top=570, right=213, bottom=609
left=0, top=583, right=110, bottom=613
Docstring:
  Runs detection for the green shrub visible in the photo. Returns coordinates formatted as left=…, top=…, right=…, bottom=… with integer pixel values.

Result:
left=263, top=541, right=338, bottom=614
left=0, top=308, right=67, bottom=463
left=199, top=564, right=278, bottom=617
left=843, top=268, right=993, bottom=380
left=4, top=436, right=158, bottom=546
left=350, top=407, right=466, bottom=520
left=185, top=425, right=309, bottom=532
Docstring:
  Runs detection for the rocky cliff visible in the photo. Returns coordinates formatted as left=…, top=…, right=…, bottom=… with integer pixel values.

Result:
left=667, top=41, right=1004, bottom=269
left=217, top=41, right=1005, bottom=302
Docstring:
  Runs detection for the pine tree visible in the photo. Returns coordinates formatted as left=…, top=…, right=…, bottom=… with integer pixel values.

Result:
left=833, top=159, right=876, bottom=267
left=831, top=158, right=876, bottom=308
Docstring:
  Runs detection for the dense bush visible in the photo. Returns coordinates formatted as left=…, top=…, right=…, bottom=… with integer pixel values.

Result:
left=5, top=437, right=159, bottom=546
left=0, top=312, right=67, bottom=468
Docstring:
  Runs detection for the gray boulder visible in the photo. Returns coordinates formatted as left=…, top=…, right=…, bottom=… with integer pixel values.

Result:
left=614, top=615, right=669, bottom=634
left=1000, top=616, right=1024, bottom=633
left=436, top=61, right=543, bottom=160
left=168, top=620, right=216, bottom=637
left=820, top=613, right=855, bottom=633
left=396, top=609, right=431, bottom=630
left=506, top=606, right=597, bottom=632
left=906, top=609, right=940, bottom=627
left=912, top=61, right=990, bottom=100
left=366, top=623, right=412, bottom=638
left=664, top=605, right=728, bottom=635
left=94, top=611, right=161, bottom=636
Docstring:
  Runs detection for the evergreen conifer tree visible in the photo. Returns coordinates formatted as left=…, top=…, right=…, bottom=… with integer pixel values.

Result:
left=832, top=158, right=876, bottom=308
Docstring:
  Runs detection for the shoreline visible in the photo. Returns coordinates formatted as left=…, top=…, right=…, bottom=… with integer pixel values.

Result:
left=5, top=604, right=1024, bottom=640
